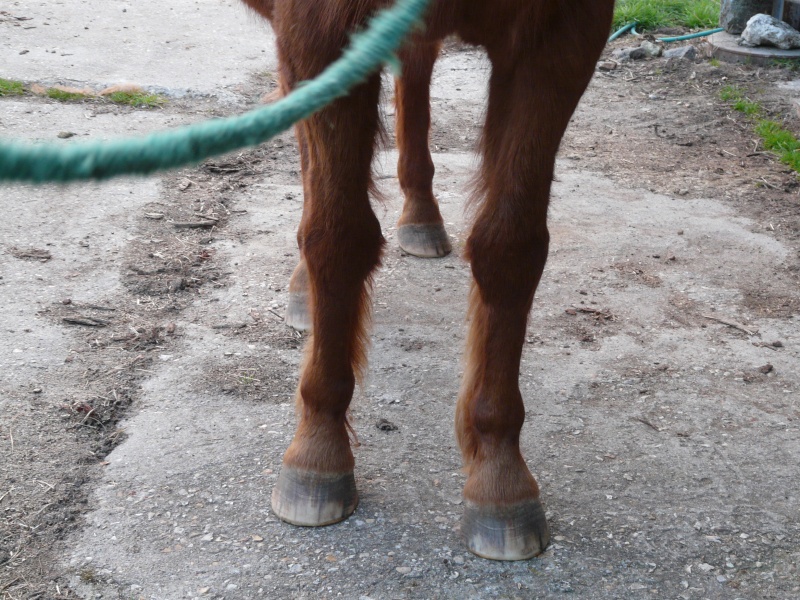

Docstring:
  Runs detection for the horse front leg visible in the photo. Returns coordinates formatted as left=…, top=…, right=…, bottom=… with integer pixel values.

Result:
left=269, top=4, right=384, bottom=522
left=457, top=3, right=612, bottom=560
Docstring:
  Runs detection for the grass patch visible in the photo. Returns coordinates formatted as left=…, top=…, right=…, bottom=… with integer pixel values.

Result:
left=613, top=0, right=720, bottom=31
left=720, top=85, right=760, bottom=115
left=719, top=84, right=742, bottom=102
left=106, top=91, right=166, bottom=108
left=46, top=88, right=90, bottom=102
left=755, top=120, right=800, bottom=171
left=734, top=98, right=761, bottom=116
left=720, top=86, right=800, bottom=173
left=771, top=58, right=800, bottom=71
left=0, top=78, right=25, bottom=96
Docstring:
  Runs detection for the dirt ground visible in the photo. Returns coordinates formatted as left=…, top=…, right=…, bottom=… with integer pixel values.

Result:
left=2, top=3, right=800, bottom=599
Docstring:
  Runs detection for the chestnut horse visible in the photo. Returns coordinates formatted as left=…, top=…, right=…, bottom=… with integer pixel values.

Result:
left=241, top=0, right=614, bottom=560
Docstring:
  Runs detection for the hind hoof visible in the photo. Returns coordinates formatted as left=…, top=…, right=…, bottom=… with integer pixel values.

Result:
left=397, top=223, right=452, bottom=258
left=285, top=291, right=311, bottom=332
left=462, top=498, right=550, bottom=560
left=271, top=466, right=358, bottom=526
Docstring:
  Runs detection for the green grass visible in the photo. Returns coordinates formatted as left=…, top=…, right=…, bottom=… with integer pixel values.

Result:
left=46, top=88, right=90, bottom=102
left=734, top=98, right=761, bottom=116
left=755, top=120, right=800, bottom=171
left=771, top=58, right=800, bottom=71
left=719, top=86, right=800, bottom=174
left=613, top=0, right=720, bottom=31
left=720, top=85, right=760, bottom=115
left=719, top=84, right=742, bottom=102
left=106, top=91, right=166, bottom=108
left=0, top=78, right=24, bottom=96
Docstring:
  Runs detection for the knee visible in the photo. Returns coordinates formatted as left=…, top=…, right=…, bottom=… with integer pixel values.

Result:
left=302, top=212, right=384, bottom=279
left=467, top=223, right=549, bottom=305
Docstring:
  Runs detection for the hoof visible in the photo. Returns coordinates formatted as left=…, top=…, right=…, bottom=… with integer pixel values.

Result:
left=462, top=498, right=550, bottom=561
left=285, top=291, right=311, bottom=332
left=271, top=466, right=358, bottom=526
left=397, top=223, right=452, bottom=258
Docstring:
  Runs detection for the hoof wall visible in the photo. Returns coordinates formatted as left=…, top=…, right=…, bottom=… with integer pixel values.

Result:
left=271, top=466, right=358, bottom=526
left=462, top=499, right=550, bottom=561
left=285, top=292, right=311, bottom=332
left=397, top=223, right=452, bottom=258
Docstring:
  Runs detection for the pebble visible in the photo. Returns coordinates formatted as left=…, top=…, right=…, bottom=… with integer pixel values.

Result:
left=396, top=566, right=412, bottom=574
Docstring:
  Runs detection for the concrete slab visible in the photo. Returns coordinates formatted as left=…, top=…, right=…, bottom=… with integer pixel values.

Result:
left=0, top=0, right=276, bottom=96
left=708, top=30, right=800, bottom=63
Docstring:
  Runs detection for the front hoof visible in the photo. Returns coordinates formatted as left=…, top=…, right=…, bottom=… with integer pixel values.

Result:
left=397, top=223, right=452, bottom=258
left=271, top=466, right=358, bottom=526
left=462, top=498, right=550, bottom=560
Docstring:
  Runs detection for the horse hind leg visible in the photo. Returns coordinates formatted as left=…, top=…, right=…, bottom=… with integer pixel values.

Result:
left=286, top=126, right=312, bottom=332
left=287, top=41, right=446, bottom=334
left=395, top=42, right=451, bottom=258
left=456, top=4, right=612, bottom=560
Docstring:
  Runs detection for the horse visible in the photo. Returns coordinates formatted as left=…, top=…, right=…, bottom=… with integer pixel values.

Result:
left=240, top=0, right=614, bottom=560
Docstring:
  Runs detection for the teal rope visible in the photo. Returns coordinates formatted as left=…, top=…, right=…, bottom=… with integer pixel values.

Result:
left=0, top=0, right=430, bottom=184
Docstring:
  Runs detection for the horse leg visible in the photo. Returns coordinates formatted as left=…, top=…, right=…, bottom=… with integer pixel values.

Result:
left=395, top=42, right=451, bottom=258
left=270, top=10, right=383, bottom=525
left=456, top=5, right=611, bottom=560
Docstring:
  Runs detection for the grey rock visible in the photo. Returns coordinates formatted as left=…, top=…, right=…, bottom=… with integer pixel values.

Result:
left=611, top=46, right=647, bottom=61
left=739, top=13, right=800, bottom=49
left=720, top=0, right=773, bottom=34
left=663, top=45, right=698, bottom=60
left=640, top=40, right=662, bottom=57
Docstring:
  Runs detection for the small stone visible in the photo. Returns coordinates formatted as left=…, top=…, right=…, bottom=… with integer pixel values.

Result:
left=759, top=364, right=774, bottom=374
left=376, top=418, right=398, bottom=432
left=598, top=61, right=618, bottom=71
left=772, top=340, right=784, bottom=348
left=640, top=40, right=662, bottom=57
left=396, top=566, right=412, bottom=574
left=663, top=45, right=697, bottom=60
left=611, top=47, right=647, bottom=61
left=57, top=131, right=77, bottom=139
left=698, top=562, right=715, bottom=573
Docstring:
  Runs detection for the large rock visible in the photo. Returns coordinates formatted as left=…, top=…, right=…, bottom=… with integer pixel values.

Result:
left=739, top=13, right=800, bottom=49
left=720, top=0, right=773, bottom=34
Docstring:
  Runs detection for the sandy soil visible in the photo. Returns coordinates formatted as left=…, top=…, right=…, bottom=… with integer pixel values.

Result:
left=1, top=3, right=799, bottom=599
